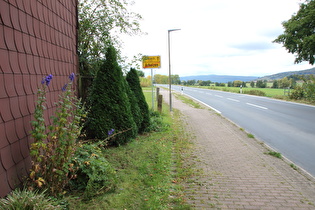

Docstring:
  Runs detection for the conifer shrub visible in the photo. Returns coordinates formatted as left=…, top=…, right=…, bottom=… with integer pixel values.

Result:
left=124, top=79, right=141, bottom=134
left=126, top=68, right=150, bottom=133
left=84, top=46, right=137, bottom=145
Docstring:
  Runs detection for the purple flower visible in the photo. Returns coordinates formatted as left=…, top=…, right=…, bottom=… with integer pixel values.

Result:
left=62, top=84, right=68, bottom=92
left=69, top=73, right=75, bottom=82
left=42, top=74, right=53, bottom=86
left=108, top=129, right=115, bottom=136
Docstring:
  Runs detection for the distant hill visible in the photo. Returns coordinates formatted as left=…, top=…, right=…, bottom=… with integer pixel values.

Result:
left=180, top=75, right=259, bottom=83
left=258, top=67, right=315, bottom=81
left=180, top=67, right=315, bottom=83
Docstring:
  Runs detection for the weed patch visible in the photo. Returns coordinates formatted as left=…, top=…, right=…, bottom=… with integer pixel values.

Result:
left=247, top=133, right=255, bottom=138
left=267, top=151, right=282, bottom=159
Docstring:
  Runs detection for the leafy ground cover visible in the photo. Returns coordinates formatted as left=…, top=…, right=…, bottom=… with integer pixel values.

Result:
left=65, top=90, right=193, bottom=209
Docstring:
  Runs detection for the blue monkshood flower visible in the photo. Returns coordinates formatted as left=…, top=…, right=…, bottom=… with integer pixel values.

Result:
left=41, top=74, right=53, bottom=86
left=69, top=73, right=75, bottom=82
left=62, top=84, right=68, bottom=92
left=108, top=129, right=115, bottom=136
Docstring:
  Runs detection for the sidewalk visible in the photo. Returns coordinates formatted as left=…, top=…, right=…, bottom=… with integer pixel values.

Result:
left=159, top=88, right=315, bottom=209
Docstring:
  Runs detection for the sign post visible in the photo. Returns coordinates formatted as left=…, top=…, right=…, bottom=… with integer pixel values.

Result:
left=142, top=56, right=161, bottom=111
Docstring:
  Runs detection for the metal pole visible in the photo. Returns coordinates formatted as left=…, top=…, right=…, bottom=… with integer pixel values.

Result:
left=168, top=31, right=172, bottom=112
left=168, top=29, right=180, bottom=112
left=151, top=68, right=154, bottom=111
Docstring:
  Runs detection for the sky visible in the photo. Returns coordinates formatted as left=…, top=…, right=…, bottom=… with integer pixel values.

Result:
left=121, top=0, right=314, bottom=77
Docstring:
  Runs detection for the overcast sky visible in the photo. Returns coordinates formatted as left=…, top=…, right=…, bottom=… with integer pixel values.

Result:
left=121, top=0, right=313, bottom=77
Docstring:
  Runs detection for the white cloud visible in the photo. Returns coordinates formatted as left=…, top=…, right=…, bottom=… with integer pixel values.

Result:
left=121, top=0, right=313, bottom=77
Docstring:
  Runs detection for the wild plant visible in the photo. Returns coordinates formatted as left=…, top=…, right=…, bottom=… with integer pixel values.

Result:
left=29, top=73, right=86, bottom=196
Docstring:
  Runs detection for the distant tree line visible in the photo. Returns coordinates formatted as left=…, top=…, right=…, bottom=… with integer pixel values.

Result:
left=154, top=74, right=181, bottom=84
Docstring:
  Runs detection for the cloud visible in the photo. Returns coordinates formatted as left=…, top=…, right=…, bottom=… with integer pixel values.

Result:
left=229, top=41, right=276, bottom=52
left=121, top=0, right=314, bottom=77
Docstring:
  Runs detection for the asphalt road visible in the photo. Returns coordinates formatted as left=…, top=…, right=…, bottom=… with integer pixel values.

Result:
left=159, top=85, right=315, bottom=177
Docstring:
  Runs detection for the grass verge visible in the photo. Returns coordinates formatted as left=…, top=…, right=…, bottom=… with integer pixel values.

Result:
left=174, top=93, right=203, bottom=109
left=65, top=92, right=193, bottom=209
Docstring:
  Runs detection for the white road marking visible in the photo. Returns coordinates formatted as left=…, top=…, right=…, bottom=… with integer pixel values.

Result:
left=246, top=103, right=268, bottom=110
left=227, top=98, right=240, bottom=102
left=215, top=95, right=223, bottom=98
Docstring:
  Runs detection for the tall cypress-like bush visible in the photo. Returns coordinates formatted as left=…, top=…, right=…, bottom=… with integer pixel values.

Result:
left=124, top=79, right=142, bottom=134
left=126, top=68, right=150, bottom=133
left=85, top=46, right=137, bottom=145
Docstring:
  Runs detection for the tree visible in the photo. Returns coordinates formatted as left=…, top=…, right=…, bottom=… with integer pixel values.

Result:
left=233, top=80, right=243, bottom=87
left=256, top=80, right=267, bottom=88
left=154, top=74, right=168, bottom=84
left=273, top=0, right=315, bottom=65
left=199, top=80, right=211, bottom=86
left=250, top=81, right=255, bottom=88
left=137, top=70, right=145, bottom=77
left=272, top=80, right=279, bottom=88
left=84, top=46, right=137, bottom=145
left=172, top=74, right=181, bottom=84
left=78, top=0, right=143, bottom=99
left=126, top=68, right=150, bottom=133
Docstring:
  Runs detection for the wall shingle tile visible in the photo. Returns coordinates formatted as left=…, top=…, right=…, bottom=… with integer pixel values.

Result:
left=4, top=74, right=17, bottom=97
left=29, top=36, right=38, bottom=56
left=19, top=137, right=29, bottom=158
left=0, top=1, right=12, bottom=27
left=22, top=33, right=32, bottom=54
left=22, top=115, right=32, bottom=139
left=7, top=166, right=20, bottom=189
left=11, top=140, right=24, bottom=164
left=0, top=99, right=13, bottom=122
left=0, top=173, right=11, bottom=197
left=8, top=0, right=17, bottom=7
left=0, top=123, right=9, bottom=149
left=5, top=120, right=19, bottom=144
left=22, top=0, right=32, bottom=16
left=4, top=26, right=16, bottom=51
left=1, top=146, right=15, bottom=170
left=33, top=56, right=41, bottom=74
left=10, top=97, right=22, bottom=119
left=14, top=75, right=26, bottom=96
left=0, top=25, right=6, bottom=50
left=22, top=75, right=32, bottom=95
left=26, top=14, right=34, bottom=36
left=0, top=74, right=7, bottom=98
left=18, top=96, right=29, bottom=116
left=14, top=30, right=24, bottom=53
left=18, top=53, right=29, bottom=74
left=9, top=4, right=20, bottom=31
left=15, top=160, right=27, bottom=182
left=26, top=54, right=35, bottom=74
left=9, top=51, right=21, bottom=74
left=18, top=11, right=28, bottom=33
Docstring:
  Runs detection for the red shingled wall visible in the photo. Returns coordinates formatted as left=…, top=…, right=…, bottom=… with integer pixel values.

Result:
left=0, top=0, right=78, bottom=197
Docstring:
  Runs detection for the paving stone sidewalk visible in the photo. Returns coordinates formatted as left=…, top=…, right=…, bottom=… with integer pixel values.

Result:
left=159, top=88, right=315, bottom=209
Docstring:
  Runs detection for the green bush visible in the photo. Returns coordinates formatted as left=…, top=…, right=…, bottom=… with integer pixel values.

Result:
left=124, top=79, right=141, bottom=134
left=84, top=46, right=137, bottom=145
left=0, top=188, right=64, bottom=210
left=243, top=89, right=266, bottom=96
left=289, top=86, right=305, bottom=100
left=146, top=111, right=170, bottom=132
left=126, top=68, right=150, bottom=133
left=69, top=142, right=117, bottom=199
